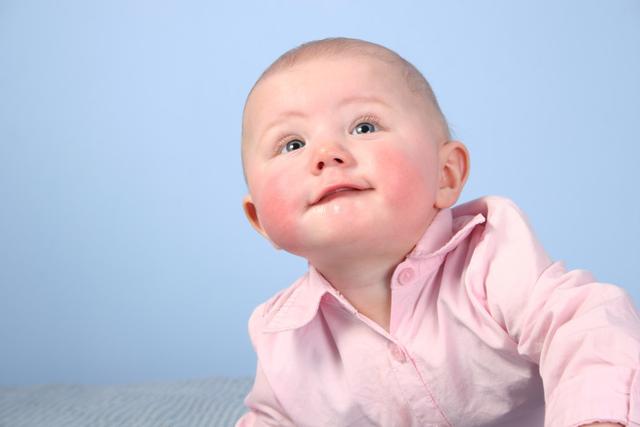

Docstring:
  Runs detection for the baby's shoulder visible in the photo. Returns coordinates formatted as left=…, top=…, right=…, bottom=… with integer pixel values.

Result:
left=450, top=195, right=549, bottom=272
left=453, top=195, right=552, bottom=288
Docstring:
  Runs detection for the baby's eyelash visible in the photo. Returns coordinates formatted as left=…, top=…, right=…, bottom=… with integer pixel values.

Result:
left=352, top=114, right=382, bottom=129
left=274, top=135, right=301, bottom=155
left=271, top=115, right=382, bottom=155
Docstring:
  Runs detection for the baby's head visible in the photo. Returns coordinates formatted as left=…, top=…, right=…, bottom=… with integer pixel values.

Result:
left=241, top=38, right=469, bottom=267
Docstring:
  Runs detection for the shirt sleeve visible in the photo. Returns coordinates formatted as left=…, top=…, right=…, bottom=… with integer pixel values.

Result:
left=235, top=361, right=294, bottom=427
left=235, top=306, right=295, bottom=427
left=468, top=198, right=640, bottom=427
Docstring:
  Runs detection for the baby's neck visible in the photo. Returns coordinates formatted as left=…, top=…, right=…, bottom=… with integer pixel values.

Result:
left=313, top=253, right=405, bottom=332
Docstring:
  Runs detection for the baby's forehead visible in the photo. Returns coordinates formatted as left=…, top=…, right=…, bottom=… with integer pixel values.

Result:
left=248, top=54, right=422, bottom=115
left=242, top=39, right=450, bottom=144
left=261, top=51, right=405, bottom=89
left=243, top=55, right=410, bottom=134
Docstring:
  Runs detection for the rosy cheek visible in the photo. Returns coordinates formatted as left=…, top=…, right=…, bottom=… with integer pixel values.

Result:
left=372, top=146, right=434, bottom=203
left=252, top=173, right=302, bottom=252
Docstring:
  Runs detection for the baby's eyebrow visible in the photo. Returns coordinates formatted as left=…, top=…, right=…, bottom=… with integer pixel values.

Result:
left=262, top=110, right=308, bottom=135
left=338, top=95, right=391, bottom=109
left=259, top=96, right=389, bottom=137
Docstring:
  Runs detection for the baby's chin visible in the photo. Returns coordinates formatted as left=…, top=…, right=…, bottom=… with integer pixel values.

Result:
left=267, top=201, right=437, bottom=263
left=280, top=223, right=423, bottom=266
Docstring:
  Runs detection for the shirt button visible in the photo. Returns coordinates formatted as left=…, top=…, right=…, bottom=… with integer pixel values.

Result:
left=388, top=343, right=407, bottom=363
left=398, top=268, right=415, bottom=286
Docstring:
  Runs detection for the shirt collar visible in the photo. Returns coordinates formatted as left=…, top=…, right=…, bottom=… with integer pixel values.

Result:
left=262, top=206, right=486, bottom=333
left=262, top=266, right=334, bottom=333
left=407, top=204, right=486, bottom=259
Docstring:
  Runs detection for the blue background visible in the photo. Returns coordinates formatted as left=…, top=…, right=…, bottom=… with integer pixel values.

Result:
left=1, top=0, right=638, bottom=386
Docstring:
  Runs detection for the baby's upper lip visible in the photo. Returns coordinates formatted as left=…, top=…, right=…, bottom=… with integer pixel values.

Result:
left=310, top=182, right=372, bottom=205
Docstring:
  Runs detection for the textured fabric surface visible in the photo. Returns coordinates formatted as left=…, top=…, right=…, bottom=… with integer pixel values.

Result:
left=0, top=376, right=252, bottom=427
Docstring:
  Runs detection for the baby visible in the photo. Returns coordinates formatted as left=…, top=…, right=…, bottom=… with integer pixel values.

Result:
left=236, top=38, right=640, bottom=427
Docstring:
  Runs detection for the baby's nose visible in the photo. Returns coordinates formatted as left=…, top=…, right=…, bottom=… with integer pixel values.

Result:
left=316, top=156, right=344, bottom=171
left=311, top=144, right=354, bottom=174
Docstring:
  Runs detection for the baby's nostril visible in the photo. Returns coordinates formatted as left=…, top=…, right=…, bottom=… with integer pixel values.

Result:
left=317, top=161, right=325, bottom=170
left=334, top=158, right=344, bottom=164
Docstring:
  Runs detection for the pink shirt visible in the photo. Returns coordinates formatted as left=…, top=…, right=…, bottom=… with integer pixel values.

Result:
left=236, top=196, right=640, bottom=427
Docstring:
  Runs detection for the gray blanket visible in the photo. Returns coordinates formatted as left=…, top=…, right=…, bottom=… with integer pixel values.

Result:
left=0, top=377, right=252, bottom=427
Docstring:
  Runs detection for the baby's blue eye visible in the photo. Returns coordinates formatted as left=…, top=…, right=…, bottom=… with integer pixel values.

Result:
left=353, top=122, right=377, bottom=135
left=282, top=139, right=305, bottom=153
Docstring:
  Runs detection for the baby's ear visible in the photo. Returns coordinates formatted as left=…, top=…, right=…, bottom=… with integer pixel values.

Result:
left=435, top=141, right=470, bottom=209
left=242, top=195, right=281, bottom=249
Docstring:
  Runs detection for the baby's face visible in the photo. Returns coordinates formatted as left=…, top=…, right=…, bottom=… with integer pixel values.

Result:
left=242, top=54, right=448, bottom=262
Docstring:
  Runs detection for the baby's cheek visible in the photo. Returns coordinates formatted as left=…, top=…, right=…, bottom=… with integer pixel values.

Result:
left=253, top=178, right=302, bottom=252
left=373, top=146, right=439, bottom=240
left=374, top=147, right=434, bottom=203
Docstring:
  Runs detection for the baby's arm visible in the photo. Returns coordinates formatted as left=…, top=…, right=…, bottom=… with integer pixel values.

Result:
left=235, top=361, right=294, bottom=427
left=464, top=198, right=640, bottom=426
left=236, top=305, right=295, bottom=427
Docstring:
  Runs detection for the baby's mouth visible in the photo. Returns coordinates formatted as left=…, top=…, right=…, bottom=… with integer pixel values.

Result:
left=310, top=184, right=372, bottom=206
